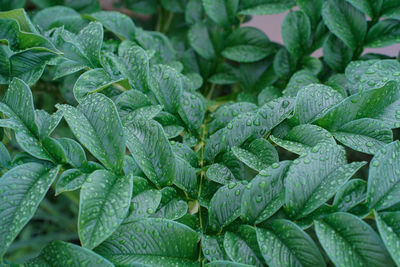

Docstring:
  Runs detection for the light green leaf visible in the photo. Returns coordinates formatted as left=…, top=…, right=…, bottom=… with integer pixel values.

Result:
left=206, top=163, right=238, bottom=185
left=202, top=0, right=238, bottom=28
left=355, top=60, right=400, bottom=91
left=281, top=11, right=311, bottom=59
left=221, top=27, right=274, bottom=63
left=0, top=163, right=60, bottom=257
left=86, top=11, right=136, bottom=40
left=232, top=138, right=278, bottom=171
left=239, top=0, right=295, bottom=15
left=95, top=218, right=200, bottom=266
left=153, top=198, right=188, bottom=220
left=367, top=141, right=400, bottom=210
left=188, top=21, right=216, bottom=60
left=241, top=161, right=290, bottom=224
left=57, top=93, right=125, bottom=173
left=73, top=68, right=125, bottom=102
left=224, top=226, right=264, bottom=267
left=24, top=240, right=113, bottom=267
left=375, top=211, right=400, bottom=266
left=270, top=124, right=335, bottom=155
left=322, top=0, right=367, bottom=50
left=315, top=212, right=395, bottom=267
left=256, top=219, right=326, bottom=267
left=285, top=142, right=366, bottom=219
left=125, top=119, right=175, bottom=187
left=209, top=181, right=248, bottom=230
left=332, top=118, right=393, bottom=154
left=333, top=179, right=366, bottom=211
left=32, top=6, right=85, bottom=33
left=0, top=8, right=38, bottom=33
left=79, top=170, right=133, bottom=249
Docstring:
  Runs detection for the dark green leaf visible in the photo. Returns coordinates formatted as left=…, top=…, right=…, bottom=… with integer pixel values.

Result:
left=202, top=0, right=238, bottom=28
left=333, top=179, right=366, bottom=211
left=188, top=21, right=216, bottom=60
left=346, top=0, right=382, bottom=18
left=366, top=20, right=400, bottom=48
left=239, top=0, right=295, bottom=15
left=281, top=11, right=311, bottom=59
left=86, top=11, right=136, bottom=40
left=323, top=33, right=353, bottom=72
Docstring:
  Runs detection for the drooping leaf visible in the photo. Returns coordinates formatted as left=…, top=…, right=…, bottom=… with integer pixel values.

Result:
left=0, top=163, right=60, bottom=257
left=315, top=212, right=395, bottom=267
left=285, top=142, right=366, bottom=219
left=79, top=170, right=133, bottom=249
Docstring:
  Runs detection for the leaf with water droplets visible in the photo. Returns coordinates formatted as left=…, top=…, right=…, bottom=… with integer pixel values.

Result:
left=173, top=155, right=198, bottom=195
left=239, top=0, right=295, bottom=15
left=356, top=60, right=400, bottom=91
left=332, top=118, right=393, bottom=154
left=0, top=163, right=60, bottom=257
left=202, top=0, right=238, bottom=28
left=85, top=11, right=136, bottom=40
left=270, top=124, right=336, bottom=155
left=208, top=181, right=247, bottom=230
left=224, top=225, right=264, bottom=266
left=206, top=163, right=238, bottom=185
left=375, top=210, right=400, bottom=265
left=202, top=235, right=229, bottom=262
left=125, top=188, right=162, bottom=221
left=57, top=93, right=125, bottom=173
left=178, top=91, right=205, bottom=131
left=95, top=218, right=200, bottom=266
left=367, top=141, right=400, bottom=210
left=285, top=142, right=366, bottom=219
left=241, top=161, right=290, bottom=224
left=322, top=0, right=367, bottom=50
left=283, top=70, right=319, bottom=96
left=282, top=11, right=311, bottom=59
left=222, top=27, right=274, bottom=63
left=73, top=68, right=126, bottom=102
left=365, top=19, right=400, bottom=48
left=0, top=142, right=11, bottom=168
left=79, top=169, right=133, bottom=249
left=232, top=138, right=278, bottom=171
left=256, top=219, right=326, bottom=267
left=315, top=212, right=395, bottom=267
left=24, top=240, right=113, bottom=267
left=125, top=118, right=175, bottom=187
left=332, top=179, right=366, bottom=212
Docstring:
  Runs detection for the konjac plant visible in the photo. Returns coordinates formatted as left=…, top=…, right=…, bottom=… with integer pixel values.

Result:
left=1, top=0, right=400, bottom=266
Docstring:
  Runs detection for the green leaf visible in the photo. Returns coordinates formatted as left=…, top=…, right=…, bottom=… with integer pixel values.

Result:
left=231, top=138, right=278, bottom=171
left=86, top=11, right=136, bottom=40
left=333, top=179, right=366, bottom=211
left=57, top=93, right=125, bottom=173
left=346, top=0, right=383, bottom=18
left=56, top=169, right=89, bottom=195
left=76, top=21, right=103, bottom=67
left=149, top=64, right=182, bottom=114
left=57, top=138, right=87, bottom=169
left=206, top=163, right=238, bottom=185
left=322, top=0, right=367, bottom=50
left=273, top=48, right=297, bottom=80
left=202, top=235, right=229, bottom=261
left=205, top=262, right=254, bottom=267
left=188, top=21, right=216, bottom=60
left=285, top=142, right=366, bottom=219
left=32, top=6, right=85, bottom=33
left=315, top=212, right=395, bottom=267
left=95, top=218, right=200, bottom=266
left=375, top=211, right=400, bottom=266
left=153, top=198, right=188, bottom=220
left=241, top=161, right=290, bottom=224
left=331, top=118, right=393, bottom=154
left=283, top=70, right=319, bottom=96
left=125, top=119, right=175, bottom=187
left=0, top=142, right=11, bottom=168
left=73, top=68, right=125, bottom=102
left=323, top=33, right=353, bottom=72
left=256, top=219, right=326, bottom=267
left=79, top=170, right=133, bottom=249
left=0, top=9, right=38, bottom=33
left=367, top=141, right=400, bottom=210
left=316, top=81, right=399, bottom=130
left=174, top=155, right=198, bottom=195
left=366, top=20, right=400, bottom=48
left=224, top=226, right=264, bottom=266
left=0, top=163, right=60, bottom=257
left=185, top=0, right=204, bottom=24
left=202, top=0, right=238, bottom=28
left=297, top=0, right=323, bottom=28
left=24, top=240, right=113, bottom=267
left=209, top=181, right=248, bottom=230
left=354, top=60, right=400, bottom=92
left=171, top=141, right=198, bottom=167
left=221, top=27, right=274, bottom=63
left=281, top=11, right=311, bottom=59
left=381, top=0, right=400, bottom=19
left=178, top=91, right=205, bottom=131
left=293, top=84, right=344, bottom=124
left=239, top=0, right=295, bottom=15
left=125, top=188, right=162, bottom=221
left=270, top=124, right=336, bottom=155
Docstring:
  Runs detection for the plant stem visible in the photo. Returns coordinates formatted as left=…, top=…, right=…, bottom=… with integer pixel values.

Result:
left=206, top=83, right=216, bottom=100
left=162, top=11, right=174, bottom=34
left=155, top=7, right=163, bottom=32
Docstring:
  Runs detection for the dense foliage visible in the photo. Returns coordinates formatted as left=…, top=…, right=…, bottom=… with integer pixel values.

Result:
left=1, top=0, right=400, bottom=266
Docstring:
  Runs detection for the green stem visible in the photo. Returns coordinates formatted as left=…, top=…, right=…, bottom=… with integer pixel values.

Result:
left=162, top=11, right=174, bottom=34
left=206, top=83, right=216, bottom=100
left=155, top=7, right=163, bottom=32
